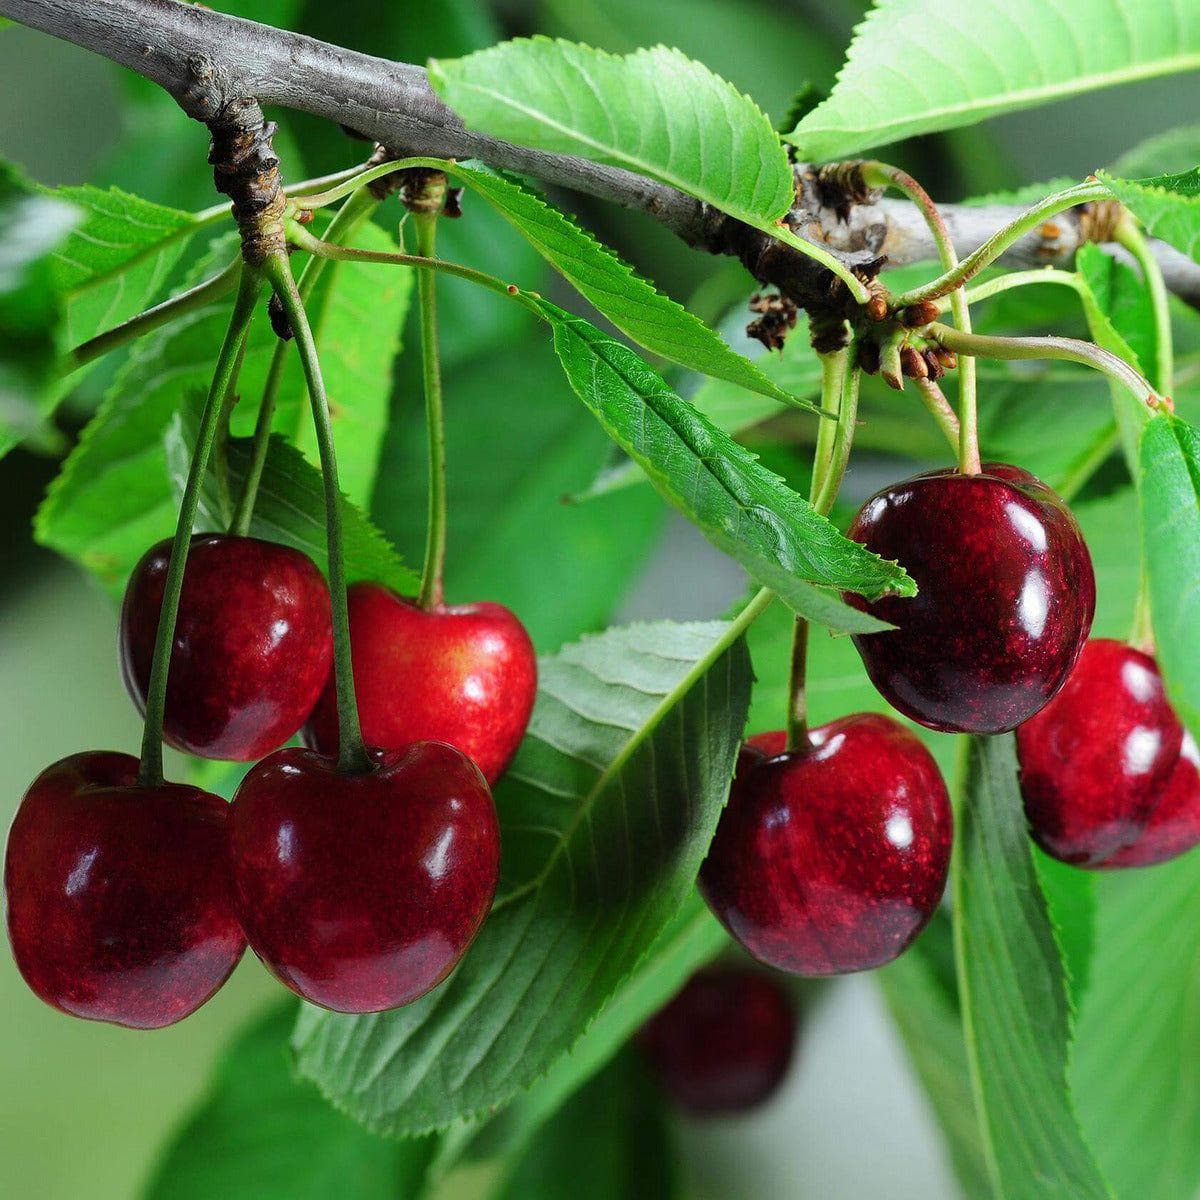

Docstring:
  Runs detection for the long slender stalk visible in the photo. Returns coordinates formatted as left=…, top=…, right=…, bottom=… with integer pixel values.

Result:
left=1115, top=216, right=1173, bottom=396
left=68, top=258, right=241, bottom=370
left=137, top=266, right=262, bottom=787
left=230, top=186, right=380, bottom=536
left=288, top=219, right=515, bottom=297
left=263, top=251, right=370, bottom=774
left=812, top=365, right=861, bottom=516
left=413, top=210, right=449, bottom=609
left=927, top=324, right=1162, bottom=412
left=915, top=378, right=962, bottom=452
left=864, top=163, right=978, bottom=473
left=960, top=267, right=1083, bottom=309
left=894, top=181, right=1113, bottom=306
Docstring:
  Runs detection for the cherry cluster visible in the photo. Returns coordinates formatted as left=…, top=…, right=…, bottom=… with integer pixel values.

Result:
left=699, top=463, right=1200, bottom=984
left=5, top=532, right=537, bottom=1028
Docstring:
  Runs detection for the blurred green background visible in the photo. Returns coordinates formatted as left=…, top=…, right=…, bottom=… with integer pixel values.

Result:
left=2, top=2, right=1198, bottom=1197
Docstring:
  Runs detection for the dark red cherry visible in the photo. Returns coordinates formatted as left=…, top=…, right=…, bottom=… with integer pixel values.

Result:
left=1103, top=733, right=1200, bottom=868
left=844, top=464, right=1095, bottom=734
left=699, top=716, right=952, bottom=976
left=120, top=534, right=333, bottom=762
left=638, top=965, right=796, bottom=1115
left=1018, top=639, right=1184, bottom=865
left=4, top=751, right=244, bottom=1029
left=305, top=583, right=537, bottom=784
left=229, top=742, right=500, bottom=1013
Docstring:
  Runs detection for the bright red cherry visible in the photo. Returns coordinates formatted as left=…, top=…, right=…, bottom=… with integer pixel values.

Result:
left=1103, top=733, right=1200, bottom=868
left=699, top=716, right=952, bottom=976
left=229, top=742, right=500, bottom=1013
left=638, top=966, right=796, bottom=1115
left=844, top=464, right=1095, bottom=734
left=1018, top=639, right=1184, bottom=865
left=5, top=751, right=244, bottom=1029
left=120, top=534, right=333, bottom=762
left=305, top=583, right=537, bottom=784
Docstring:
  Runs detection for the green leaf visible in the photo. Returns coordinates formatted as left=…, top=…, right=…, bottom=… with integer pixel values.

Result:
left=0, top=164, right=80, bottom=456
left=788, top=0, right=1200, bottom=160
left=1138, top=414, right=1200, bottom=737
left=447, top=162, right=812, bottom=410
left=529, top=298, right=910, bottom=627
left=142, top=1003, right=437, bottom=1200
left=495, top=1050, right=681, bottom=1200
left=48, top=183, right=196, bottom=354
left=293, top=619, right=752, bottom=1136
left=880, top=915, right=992, bottom=1200
left=954, top=734, right=1112, bottom=1200
left=373, top=335, right=662, bottom=651
left=428, top=38, right=795, bottom=224
left=1074, top=244, right=1155, bottom=471
left=1072, top=854, right=1200, bottom=1200
left=1097, top=166, right=1200, bottom=264
left=37, top=220, right=409, bottom=592
left=465, top=896, right=724, bottom=1171
left=165, top=408, right=417, bottom=595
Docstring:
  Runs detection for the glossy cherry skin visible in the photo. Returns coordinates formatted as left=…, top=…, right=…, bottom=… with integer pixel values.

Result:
left=699, top=716, right=952, bottom=976
left=638, top=966, right=796, bottom=1115
left=229, top=742, right=500, bottom=1013
left=844, top=464, right=1095, bottom=735
left=120, top=534, right=333, bottom=762
left=305, top=583, right=537, bottom=785
left=4, top=751, right=245, bottom=1029
left=1018, top=639, right=1184, bottom=865
left=1103, top=733, right=1200, bottom=868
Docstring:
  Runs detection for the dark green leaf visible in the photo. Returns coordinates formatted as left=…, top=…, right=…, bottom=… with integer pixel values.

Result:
left=294, top=619, right=751, bottom=1135
left=1139, top=414, right=1200, bottom=736
left=495, top=1050, right=680, bottom=1200
left=954, top=734, right=1112, bottom=1200
left=428, top=39, right=794, bottom=224
left=142, top=1003, right=437, bottom=1200
left=1072, top=853, right=1200, bottom=1200
left=448, top=163, right=812, bottom=410
left=530, top=299, right=910, bottom=627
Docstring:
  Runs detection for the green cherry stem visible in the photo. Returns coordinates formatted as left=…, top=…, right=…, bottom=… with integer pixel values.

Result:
left=786, top=347, right=856, bottom=751
left=863, top=162, right=979, bottom=474
left=68, top=257, right=242, bottom=372
left=263, top=250, right=370, bottom=774
left=137, top=265, right=263, bottom=788
left=914, top=377, right=962, bottom=452
left=893, top=179, right=1113, bottom=307
left=1115, top=215, right=1174, bottom=395
left=926, top=323, right=1164, bottom=413
left=230, top=186, right=381, bottom=537
left=413, top=210, right=448, bottom=610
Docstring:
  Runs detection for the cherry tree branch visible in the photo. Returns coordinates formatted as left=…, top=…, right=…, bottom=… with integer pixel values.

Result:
left=5, top=0, right=1199, bottom=307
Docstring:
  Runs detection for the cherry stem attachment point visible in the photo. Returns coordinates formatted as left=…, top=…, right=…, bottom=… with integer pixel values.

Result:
left=863, top=162, right=978, bottom=473
left=231, top=185, right=381, bottom=537
left=263, top=251, right=370, bottom=774
left=137, top=265, right=262, bottom=788
left=413, top=209, right=448, bottom=610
